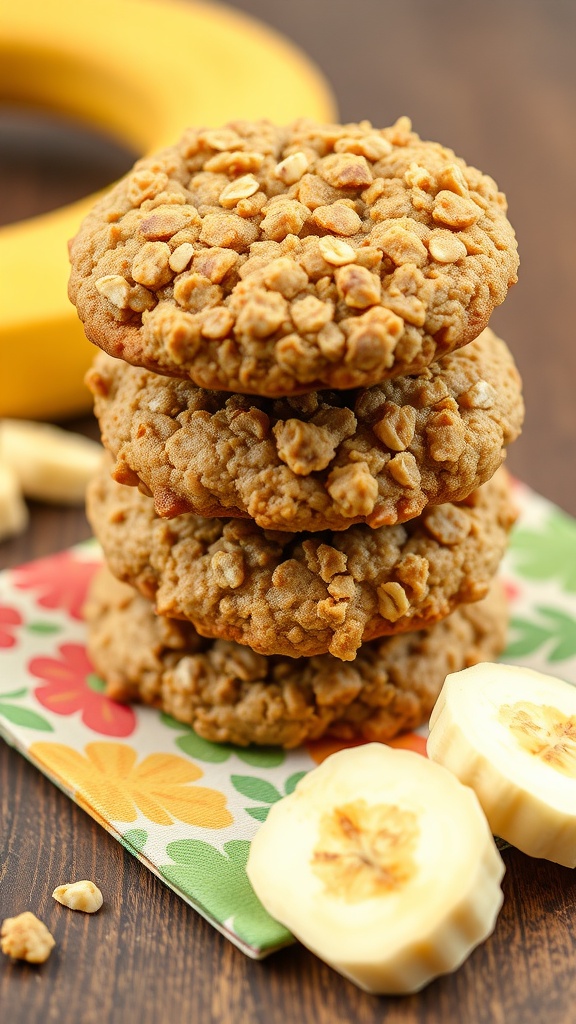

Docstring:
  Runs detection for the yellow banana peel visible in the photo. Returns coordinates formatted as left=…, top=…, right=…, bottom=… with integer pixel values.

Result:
left=0, top=0, right=336, bottom=419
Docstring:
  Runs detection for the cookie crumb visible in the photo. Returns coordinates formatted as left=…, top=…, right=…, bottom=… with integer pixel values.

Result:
left=1, top=912, right=55, bottom=963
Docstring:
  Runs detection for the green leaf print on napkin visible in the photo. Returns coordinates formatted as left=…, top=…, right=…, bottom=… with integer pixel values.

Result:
left=160, top=713, right=285, bottom=767
left=506, top=607, right=576, bottom=662
left=120, top=829, right=149, bottom=854
left=160, top=839, right=291, bottom=949
left=0, top=689, right=54, bottom=732
left=26, top=621, right=62, bottom=635
left=510, top=510, right=576, bottom=592
left=232, top=771, right=308, bottom=822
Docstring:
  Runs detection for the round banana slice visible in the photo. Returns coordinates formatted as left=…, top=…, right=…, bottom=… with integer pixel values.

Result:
left=428, top=663, right=576, bottom=866
left=246, top=743, right=504, bottom=994
left=0, top=420, right=103, bottom=505
left=0, top=460, right=28, bottom=541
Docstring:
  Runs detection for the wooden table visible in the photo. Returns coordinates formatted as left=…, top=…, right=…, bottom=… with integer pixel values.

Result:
left=1, top=2, right=575, bottom=1021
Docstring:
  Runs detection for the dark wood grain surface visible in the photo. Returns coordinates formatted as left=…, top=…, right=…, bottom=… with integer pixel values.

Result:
left=1, top=2, right=575, bottom=1021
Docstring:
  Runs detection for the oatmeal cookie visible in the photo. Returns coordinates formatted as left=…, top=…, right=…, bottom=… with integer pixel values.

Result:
left=87, top=458, right=516, bottom=661
left=88, top=328, right=523, bottom=531
left=85, top=568, right=508, bottom=748
left=69, top=118, right=518, bottom=396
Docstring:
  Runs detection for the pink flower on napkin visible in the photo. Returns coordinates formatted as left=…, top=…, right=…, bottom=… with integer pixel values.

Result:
left=12, top=551, right=100, bottom=620
left=30, top=643, right=136, bottom=737
left=0, top=606, right=23, bottom=648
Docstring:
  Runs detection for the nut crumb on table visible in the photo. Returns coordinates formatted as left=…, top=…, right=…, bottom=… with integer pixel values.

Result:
left=52, top=880, right=103, bottom=913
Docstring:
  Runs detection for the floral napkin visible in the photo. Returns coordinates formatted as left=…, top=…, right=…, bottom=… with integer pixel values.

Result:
left=1, top=479, right=576, bottom=958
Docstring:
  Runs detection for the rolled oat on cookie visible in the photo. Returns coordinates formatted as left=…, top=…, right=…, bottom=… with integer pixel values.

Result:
left=69, top=118, right=518, bottom=396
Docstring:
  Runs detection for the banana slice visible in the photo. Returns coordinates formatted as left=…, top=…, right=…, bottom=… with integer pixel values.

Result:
left=246, top=743, right=504, bottom=994
left=0, top=419, right=102, bottom=505
left=0, top=460, right=28, bottom=541
left=428, top=663, right=576, bottom=866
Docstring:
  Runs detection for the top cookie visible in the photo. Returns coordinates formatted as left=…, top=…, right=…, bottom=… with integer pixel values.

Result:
left=68, top=117, right=518, bottom=396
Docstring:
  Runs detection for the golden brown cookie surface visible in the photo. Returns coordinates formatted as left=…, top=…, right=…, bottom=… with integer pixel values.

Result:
left=87, top=459, right=516, bottom=661
left=88, top=328, right=523, bottom=531
left=85, top=569, right=508, bottom=748
left=69, top=118, right=518, bottom=396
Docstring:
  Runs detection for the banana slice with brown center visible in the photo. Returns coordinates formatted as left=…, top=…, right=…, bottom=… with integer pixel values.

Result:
left=427, top=662, right=576, bottom=866
left=246, top=743, right=504, bottom=994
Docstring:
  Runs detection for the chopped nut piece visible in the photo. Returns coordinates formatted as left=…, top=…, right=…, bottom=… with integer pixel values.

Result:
left=319, top=153, right=373, bottom=190
left=387, top=115, right=413, bottom=145
left=234, top=288, right=288, bottom=339
left=327, top=462, right=378, bottom=516
left=174, top=273, right=222, bottom=313
left=274, top=151, right=309, bottom=184
left=377, top=581, right=410, bottom=622
left=260, top=199, right=309, bottom=241
left=140, top=205, right=200, bottom=240
left=1, top=912, right=55, bottom=963
left=211, top=549, right=245, bottom=589
left=132, top=241, right=172, bottom=289
left=219, top=174, right=260, bottom=208
left=459, top=380, right=497, bottom=409
left=127, top=168, right=169, bottom=206
left=404, top=163, right=435, bottom=191
left=52, top=880, right=103, bottom=913
left=318, top=236, right=357, bottom=266
left=424, top=505, right=471, bottom=545
left=342, top=307, right=403, bottom=370
left=428, top=230, right=467, bottom=264
left=204, top=151, right=264, bottom=174
left=374, top=224, right=428, bottom=268
left=291, top=295, right=334, bottom=333
left=336, top=264, right=381, bottom=308
left=199, top=307, right=234, bottom=339
left=312, top=204, right=362, bottom=236
left=263, top=258, right=308, bottom=299
left=274, top=419, right=337, bottom=475
left=200, top=128, right=245, bottom=151
left=193, top=246, right=239, bottom=283
left=201, top=212, right=259, bottom=251
left=334, top=134, right=393, bottom=160
left=437, top=163, right=469, bottom=197
left=387, top=452, right=421, bottom=488
left=427, top=405, right=467, bottom=462
left=95, top=275, right=130, bottom=309
left=433, top=191, right=481, bottom=229
left=169, top=242, right=194, bottom=273
left=318, top=321, right=346, bottom=360
left=372, top=403, right=417, bottom=452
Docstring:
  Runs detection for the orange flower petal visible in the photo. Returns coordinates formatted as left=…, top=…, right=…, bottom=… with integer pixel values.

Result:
left=85, top=741, right=138, bottom=778
left=131, top=752, right=203, bottom=786
left=152, top=785, right=233, bottom=829
left=29, top=742, right=137, bottom=821
left=131, top=789, right=174, bottom=826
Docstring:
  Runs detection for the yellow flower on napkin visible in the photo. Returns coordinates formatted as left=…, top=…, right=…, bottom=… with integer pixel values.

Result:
left=29, top=741, right=232, bottom=828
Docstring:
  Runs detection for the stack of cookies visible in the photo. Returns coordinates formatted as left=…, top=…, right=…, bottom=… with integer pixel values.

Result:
left=68, top=117, right=523, bottom=748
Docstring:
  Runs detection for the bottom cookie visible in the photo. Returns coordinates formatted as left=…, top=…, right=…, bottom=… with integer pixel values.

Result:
left=85, top=567, right=508, bottom=749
